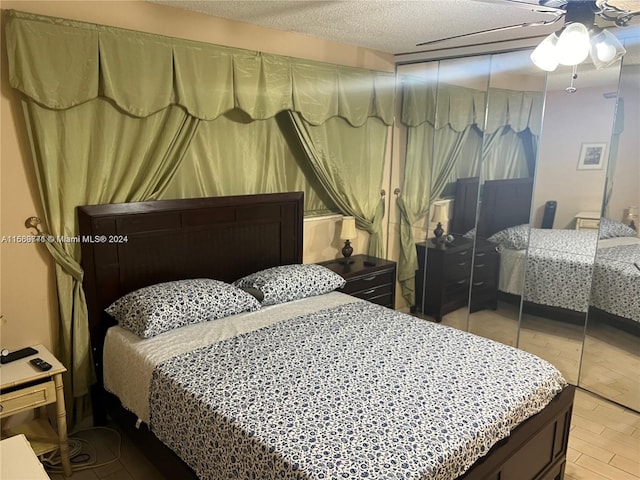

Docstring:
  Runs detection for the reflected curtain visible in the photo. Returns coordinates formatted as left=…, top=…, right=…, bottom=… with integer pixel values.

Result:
left=603, top=98, right=625, bottom=216
left=482, top=126, right=531, bottom=181
left=286, top=112, right=388, bottom=257
left=397, top=79, right=543, bottom=305
left=20, top=99, right=200, bottom=421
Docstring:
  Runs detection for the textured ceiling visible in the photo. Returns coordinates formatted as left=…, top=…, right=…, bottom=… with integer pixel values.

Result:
left=149, top=0, right=564, bottom=55
left=149, top=0, right=639, bottom=59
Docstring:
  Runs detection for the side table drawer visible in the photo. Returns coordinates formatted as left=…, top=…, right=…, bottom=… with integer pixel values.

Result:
left=0, top=381, right=56, bottom=418
left=576, top=218, right=600, bottom=230
left=341, top=269, right=394, bottom=295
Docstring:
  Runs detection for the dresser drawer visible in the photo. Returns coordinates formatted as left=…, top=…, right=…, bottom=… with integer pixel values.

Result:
left=0, top=380, right=56, bottom=418
left=472, top=251, right=498, bottom=284
left=444, top=255, right=472, bottom=281
left=341, top=269, right=394, bottom=295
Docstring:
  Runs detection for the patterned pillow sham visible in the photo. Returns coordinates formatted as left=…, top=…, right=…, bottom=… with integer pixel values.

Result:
left=106, top=278, right=262, bottom=338
left=233, top=264, right=346, bottom=306
left=599, top=217, right=636, bottom=239
left=487, top=224, right=530, bottom=250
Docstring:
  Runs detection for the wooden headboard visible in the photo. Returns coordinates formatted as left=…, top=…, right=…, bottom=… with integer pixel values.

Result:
left=451, top=177, right=534, bottom=239
left=78, top=192, right=304, bottom=389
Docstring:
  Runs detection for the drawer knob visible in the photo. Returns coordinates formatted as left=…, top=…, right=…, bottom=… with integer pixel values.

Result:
left=362, top=288, right=376, bottom=295
left=476, top=252, right=486, bottom=257
left=456, top=262, right=467, bottom=267
left=363, top=275, right=377, bottom=282
left=456, top=279, right=466, bottom=285
left=475, top=263, right=486, bottom=268
left=473, top=281, right=485, bottom=286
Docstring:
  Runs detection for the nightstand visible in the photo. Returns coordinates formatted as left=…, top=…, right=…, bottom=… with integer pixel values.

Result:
left=574, top=211, right=601, bottom=230
left=318, top=254, right=397, bottom=308
left=415, top=236, right=499, bottom=321
left=0, top=434, right=51, bottom=479
left=0, top=344, right=71, bottom=477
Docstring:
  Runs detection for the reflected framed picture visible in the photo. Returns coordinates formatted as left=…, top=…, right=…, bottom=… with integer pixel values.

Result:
left=577, top=142, right=607, bottom=170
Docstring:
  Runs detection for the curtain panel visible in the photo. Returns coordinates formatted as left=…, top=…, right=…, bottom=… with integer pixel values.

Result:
left=6, top=10, right=396, bottom=421
left=6, top=10, right=395, bottom=126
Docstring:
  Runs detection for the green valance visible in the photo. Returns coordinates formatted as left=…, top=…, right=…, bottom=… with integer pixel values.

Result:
left=5, top=10, right=395, bottom=127
left=401, top=77, right=543, bottom=135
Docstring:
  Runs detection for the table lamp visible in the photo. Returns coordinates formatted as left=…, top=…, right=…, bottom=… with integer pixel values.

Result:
left=339, top=216, right=357, bottom=264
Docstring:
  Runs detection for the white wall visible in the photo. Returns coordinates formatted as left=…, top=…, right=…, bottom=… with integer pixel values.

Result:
left=532, top=78, right=618, bottom=229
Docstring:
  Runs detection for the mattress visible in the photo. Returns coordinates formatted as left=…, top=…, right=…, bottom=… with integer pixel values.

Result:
left=498, top=232, right=639, bottom=320
left=104, top=291, right=566, bottom=480
left=591, top=237, right=640, bottom=322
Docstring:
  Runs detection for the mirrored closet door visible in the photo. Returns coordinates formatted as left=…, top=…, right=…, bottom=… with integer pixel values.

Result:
left=579, top=35, right=640, bottom=411
left=516, top=58, right=622, bottom=385
left=467, top=50, right=545, bottom=348
left=397, top=40, right=636, bottom=410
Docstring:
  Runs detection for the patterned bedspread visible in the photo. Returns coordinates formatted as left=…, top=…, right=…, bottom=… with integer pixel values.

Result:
left=592, top=241, right=640, bottom=322
left=521, top=228, right=598, bottom=312
left=149, top=301, right=566, bottom=480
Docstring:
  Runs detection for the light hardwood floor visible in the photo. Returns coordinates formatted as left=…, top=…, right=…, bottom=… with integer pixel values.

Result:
left=45, top=387, right=639, bottom=480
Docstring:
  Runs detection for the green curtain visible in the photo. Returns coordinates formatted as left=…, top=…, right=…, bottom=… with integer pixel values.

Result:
left=6, top=10, right=394, bottom=127
left=286, top=112, right=388, bottom=257
left=20, top=99, right=200, bottom=421
left=6, top=9, right=396, bottom=421
left=163, top=110, right=333, bottom=214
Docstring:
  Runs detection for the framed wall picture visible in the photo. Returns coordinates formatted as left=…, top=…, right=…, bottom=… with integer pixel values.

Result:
left=577, top=142, right=607, bottom=170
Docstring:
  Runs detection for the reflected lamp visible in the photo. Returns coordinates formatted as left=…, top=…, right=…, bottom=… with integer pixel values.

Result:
left=431, top=204, right=448, bottom=242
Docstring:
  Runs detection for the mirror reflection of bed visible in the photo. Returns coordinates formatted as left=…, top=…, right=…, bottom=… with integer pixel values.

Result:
left=407, top=45, right=639, bottom=412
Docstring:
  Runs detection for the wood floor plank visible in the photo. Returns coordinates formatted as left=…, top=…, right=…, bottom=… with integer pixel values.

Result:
left=575, top=454, right=639, bottom=480
left=610, top=454, right=640, bottom=477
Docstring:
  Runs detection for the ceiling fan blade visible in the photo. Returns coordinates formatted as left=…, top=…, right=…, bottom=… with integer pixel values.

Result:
left=415, top=15, right=564, bottom=47
left=471, top=0, right=567, bottom=15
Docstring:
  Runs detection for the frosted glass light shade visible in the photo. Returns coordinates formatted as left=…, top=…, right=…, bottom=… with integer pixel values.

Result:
left=340, top=216, right=357, bottom=241
left=590, top=29, right=626, bottom=69
left=531, top=33, right=559, bottom=72
left=557, top=23, right=590, bottom=66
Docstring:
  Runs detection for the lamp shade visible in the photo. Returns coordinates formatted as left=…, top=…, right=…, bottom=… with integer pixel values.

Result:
left=340, top=216, right=357, bottom=241
left=590, top=29, right=626, bottom=69
left=531, top=33, right=560, bottom=72
left=430, top=203, right=448, bottom=224
left=557, top=23, right=590, bottom=66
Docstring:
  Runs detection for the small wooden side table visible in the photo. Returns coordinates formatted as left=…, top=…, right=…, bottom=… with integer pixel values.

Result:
left=0, top=344, right=71, bottom=477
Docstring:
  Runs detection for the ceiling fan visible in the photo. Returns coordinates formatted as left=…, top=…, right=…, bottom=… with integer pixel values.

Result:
left=415, top=0, right=639, bottom=48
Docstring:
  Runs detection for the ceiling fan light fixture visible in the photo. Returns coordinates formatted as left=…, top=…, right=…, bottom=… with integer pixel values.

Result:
left=531, top=32, right=560, bottom=72
left=589, top=29, right=626, bottom=69
left=556, top=23, right=591, bottom=66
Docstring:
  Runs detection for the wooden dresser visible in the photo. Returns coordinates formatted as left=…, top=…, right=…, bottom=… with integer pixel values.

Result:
left=415, top=236, right=499, bottom=321
left=318, top=254, right=396, bottom=309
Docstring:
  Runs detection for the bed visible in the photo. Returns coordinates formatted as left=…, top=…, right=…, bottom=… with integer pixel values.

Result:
left=78, top=192, right=575, bottom=480
left=451, top=177, right=640, bottom=327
